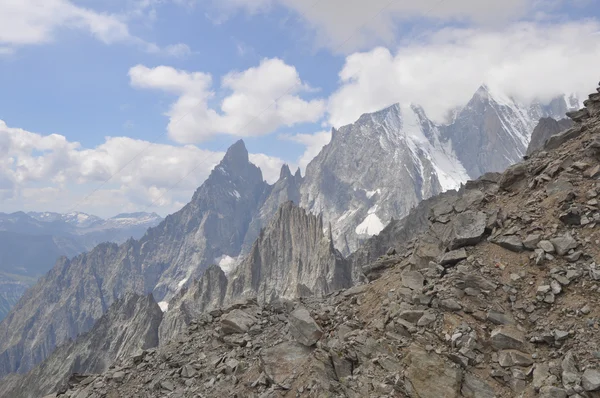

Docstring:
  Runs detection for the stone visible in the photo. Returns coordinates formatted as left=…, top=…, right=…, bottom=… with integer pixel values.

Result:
left=538, top=240, right=556, bottom=253
left=461, top=373, right=496, bottom=398
left=417, top=312, right=437, bottom=327
left=449, top=211, right=488, bottom=249
left=499, top=163, right=528, bottom=191
left=260, top=342, right=312, bottom=388
left=486, top=311, right=513, bottom=325
left=583, top=368, right=600, bottom=391
left=160, top=380, right=175, bottom=391
left=404, top=346, right=462, bottom=398
left=490, top=326, right=528, bottom=352
left=523, top=234, right=542, bottom=250
left=498, top=350, right=533, bottom=367
left=111, top=371, right=125, bottom=383
left=402, top=270, right=424, bottom=291
left=288, top=307, right=323, bottom=346
left=440, top=299, right=462, bottom=312
left=493, top=235, right=524, bottom=252
left=180, top=364, right=197, bottom=378
left=221, top=309, right=257, bottom=335
left=561, top=351, right=580, bottom=386
left=539, top=386, right=568, bottom=398
left=440, top=248, right=468, bottom=267
left=550, top=234, right=578, bottom=256
left=585, top=164, right=600, bottom=179
left=566, top=251, right=582, bottom=262
left=399, top=310, right=425, bottom=324
left=330, top=352, right=353, bottom=380
left=341, top=284, right=369, bottom=297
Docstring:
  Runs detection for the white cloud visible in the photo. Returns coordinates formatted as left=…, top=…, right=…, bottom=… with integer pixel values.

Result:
left=249, top=153, right=290, bottom=183
left=279, top=130, right=331, bottom=171
left=213, top=0, right=543, bottom=51
left=328, top=21, right=600, bottom=127
left=0, top=0, right=189, bottom=56
left=0, top=120, right=285, bottom=217
left=129, top=58, right=326, bottom=143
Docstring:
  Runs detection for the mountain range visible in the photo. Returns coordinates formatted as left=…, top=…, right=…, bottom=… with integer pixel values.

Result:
left=0, top=85, right=579, bottom=384
left=0, top=211, right=163, bottom=320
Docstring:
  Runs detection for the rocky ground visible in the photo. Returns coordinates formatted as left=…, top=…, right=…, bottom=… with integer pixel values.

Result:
left=48, top=85, right=600, bottom=398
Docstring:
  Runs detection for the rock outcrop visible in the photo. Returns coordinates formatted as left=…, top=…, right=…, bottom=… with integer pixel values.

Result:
left=526, top=117, right=574, bottom=155
left=160, top=202, right=351, bottom=343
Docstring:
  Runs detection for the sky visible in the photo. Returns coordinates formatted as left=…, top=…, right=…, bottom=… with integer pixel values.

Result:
left=1, top=0, right=599, bottom=217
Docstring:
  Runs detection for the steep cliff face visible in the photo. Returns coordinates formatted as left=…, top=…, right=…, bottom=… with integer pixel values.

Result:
left=0, top=293, right=162, bottom=398
left=443, top=86, right=577, bottom=178
left=160, top=202, right=350, bottom=343
left=300, top=103, right=468, bottom=255
left=526, top=117, right=574, bottom=155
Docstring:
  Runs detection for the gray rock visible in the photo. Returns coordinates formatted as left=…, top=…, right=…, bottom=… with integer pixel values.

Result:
left=523, top=234, right=542, bottom=250
left=499, top=163, right=528, bottom=191
left=539, top=386, right=568, bottom=398
left=440, top=299, right=462, bottom=312
left=449, top=211, right=488, bottom=249
left=550, top=233, right=578, bottom=256
left=440, top=248, right=468, bottom=267
left=498, top=350, right=533, bottom=367
left=288, top=307, right=323, bottom=346
left=527, top=117, right=574, bottom=155
left=402, top=271, right=424, bottom=291
left=538, top=240, right=556, bottom=253
left=260, top=342, right=312, bottom=388
left=221, top=309, right=256, bottom=335
left=493, top=235, right=524, bottom=252
left=486, top=311, right=513, bottom=325
left=404, top=346, right=462, bottom=398
left=582, top=368, right=600, bottom=391
left=461, top=373, right=497, bottom=398
left=490, top=326, right=528, bottom=352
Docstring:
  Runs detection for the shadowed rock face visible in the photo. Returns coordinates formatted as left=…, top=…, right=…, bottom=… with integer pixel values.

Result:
left=0, top=293, right=162, bottom=398
left=526, top=117, right=574, bottom=155
left=160, top=201, right=351, bottom=343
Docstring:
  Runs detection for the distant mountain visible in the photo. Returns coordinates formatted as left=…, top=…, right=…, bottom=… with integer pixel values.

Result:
left=0, top=211, right=163, bottom=320
left=302, top=86, right=579, bottom=254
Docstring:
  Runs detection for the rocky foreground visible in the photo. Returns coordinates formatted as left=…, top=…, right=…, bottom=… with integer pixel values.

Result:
left=34, top=84, right=600, bottom=397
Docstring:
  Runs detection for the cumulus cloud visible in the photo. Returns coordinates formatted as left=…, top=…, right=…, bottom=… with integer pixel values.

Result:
left=0, top=0, right=189, bottom=55
left=279, top=130, right=331, bottom=171
left=129, top=58, right=326, bottom=143
left=0, top=120, right=286, bottom=217
left=328, top=21, right=600, bottom=127
left=213, top=0, right=544, bottom=51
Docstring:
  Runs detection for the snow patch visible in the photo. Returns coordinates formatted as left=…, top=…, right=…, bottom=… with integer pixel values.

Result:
left=365, top=189, right=381, bottom=199
left=355, top=213, right=385, bottom=236
left=231, top=190, right=241, bottom=199
left=158, top=301, right=169, bottom=312
left=178, top=277, right=189, bottom=288
left=215, top=255, right=238, bottom=274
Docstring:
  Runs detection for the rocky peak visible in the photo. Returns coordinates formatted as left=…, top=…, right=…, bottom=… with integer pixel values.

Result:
left=526, top=117, right=574, bottom=155
left=220, top=139, right=249, bottom=169
left=279, top=163, right=292, bottom=180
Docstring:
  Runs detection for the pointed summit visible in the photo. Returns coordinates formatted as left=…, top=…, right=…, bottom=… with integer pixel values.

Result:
left=294, top=167, right=302, bottom=180
left=221, top=139, right=249, bottom=170
left=279, top=164, right=292, bottom=180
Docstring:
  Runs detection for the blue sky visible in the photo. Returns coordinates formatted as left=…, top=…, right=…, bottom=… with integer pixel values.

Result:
left=1, top=0, right=599, bottom=217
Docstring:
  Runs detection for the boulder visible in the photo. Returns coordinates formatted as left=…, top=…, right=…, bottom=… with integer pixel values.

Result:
left=490, top=326, right=528, bottom=352
left=403, top=346, right=462, bottom=398
left=492, top=235, right=524, bottom=252
left=221, top=309, right=256, bottom=335
left=402, top=271, right=424, bottom=291
left=260, top=342, right=312, bottom=388
left=288, top=307, right=323, bottom=346
left=550, top=234, right=578, bottom=256
left=449, top=211, right=487, bottom=250
left=582, top=368, right=600, bottom=391
left=461, top=373, right=497, bottom=398
left=440, top=248, right=468, bottom=267
left=498, top=350, right=533, bottom=367
left=499, top=163, right=528, bottom=191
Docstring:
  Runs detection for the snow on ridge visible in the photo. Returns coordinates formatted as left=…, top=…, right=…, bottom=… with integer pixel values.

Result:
left=215, top=255, right=239, bottom=274
left=158, top=301, right=169, bottom=312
